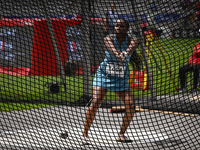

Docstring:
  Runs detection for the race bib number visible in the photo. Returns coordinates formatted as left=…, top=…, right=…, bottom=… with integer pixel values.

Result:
left=106, top=62, right=126, bottom=78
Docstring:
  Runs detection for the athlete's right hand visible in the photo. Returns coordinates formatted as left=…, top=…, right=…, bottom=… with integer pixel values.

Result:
left=116, top=50, right=123, bottom=62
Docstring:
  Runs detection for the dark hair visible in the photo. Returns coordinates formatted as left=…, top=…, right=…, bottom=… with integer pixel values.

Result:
left=116, top=18, right=129, bottom=29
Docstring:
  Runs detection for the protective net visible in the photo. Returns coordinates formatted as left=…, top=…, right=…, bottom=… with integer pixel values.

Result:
left=0, top=0, right=200, bottom=149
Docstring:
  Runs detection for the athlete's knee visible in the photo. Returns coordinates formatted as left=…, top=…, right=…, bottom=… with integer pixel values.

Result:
left=129, top=101, right=135, bottom=110
left=127, top=96, right=135, bottom=109
left=89, top=97, right=103, bottom=110
left=124, top=99, right=135, bottom=112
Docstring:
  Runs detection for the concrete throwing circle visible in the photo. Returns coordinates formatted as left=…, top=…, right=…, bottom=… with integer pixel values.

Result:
left=0, top=127, right=169, bottom=149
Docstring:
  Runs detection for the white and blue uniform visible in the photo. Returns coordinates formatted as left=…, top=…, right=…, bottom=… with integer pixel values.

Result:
left=93, top=34, right=131, bottom=91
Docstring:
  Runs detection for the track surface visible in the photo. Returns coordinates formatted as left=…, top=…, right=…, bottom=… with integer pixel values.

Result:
left=0, top=104, right=199, bottom=150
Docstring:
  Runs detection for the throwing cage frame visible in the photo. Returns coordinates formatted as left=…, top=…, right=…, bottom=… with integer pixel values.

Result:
left=0, top=0, right=200, bottom=149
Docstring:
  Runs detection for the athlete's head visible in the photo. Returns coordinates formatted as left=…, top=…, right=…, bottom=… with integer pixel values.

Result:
left=114, top=19, right=129, bottom=35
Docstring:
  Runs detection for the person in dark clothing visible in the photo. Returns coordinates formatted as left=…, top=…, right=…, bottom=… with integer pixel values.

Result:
left=177, top=42, right=200, bottom=93
left=181, top=0, right=191, bottom=9
left=196, top=11, right=200, bottom=35
left=196, top=1, right=200, bottom=10
left=104, top=3, right=119, bottom=34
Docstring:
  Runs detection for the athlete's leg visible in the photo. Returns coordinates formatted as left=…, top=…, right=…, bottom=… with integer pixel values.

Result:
left=83, top=86, right=108, bottom=137
left=115, top=89, right=135, bottom=135
left=193, top=64, right=200, bottom=89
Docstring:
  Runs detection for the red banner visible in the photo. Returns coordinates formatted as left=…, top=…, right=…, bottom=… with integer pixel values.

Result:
left=0, top=67, right=30, bottom=76
left=0, top=18, right=81, bottom=27
left=0, top=18, right=82, bottom=76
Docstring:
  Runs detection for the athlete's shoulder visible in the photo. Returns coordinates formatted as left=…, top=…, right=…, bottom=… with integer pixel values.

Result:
left=105, top=34, right=114, bottom=40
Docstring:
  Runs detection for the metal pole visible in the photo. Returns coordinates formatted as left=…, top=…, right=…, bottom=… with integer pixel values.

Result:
left=42, top=0, right=68, bottom=93
left=131, top=1, right=156, bottom=100
left=80, top=0, right=91, bottom=97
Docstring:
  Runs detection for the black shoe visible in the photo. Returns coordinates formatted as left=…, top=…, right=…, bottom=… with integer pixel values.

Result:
left=177, top=88, right=187, bottom=93
left=190, top=88, right=200, bottom=94
left=116, top=134, right=133, bottom=143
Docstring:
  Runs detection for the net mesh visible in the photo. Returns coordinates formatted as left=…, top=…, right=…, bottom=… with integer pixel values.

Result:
left=0, top=0, right=200, bottom=149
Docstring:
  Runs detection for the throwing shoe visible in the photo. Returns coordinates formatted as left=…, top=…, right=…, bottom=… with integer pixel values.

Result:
left=116, top=134, right=133, bottom=143
left=81, top=136, right=90, bottom=145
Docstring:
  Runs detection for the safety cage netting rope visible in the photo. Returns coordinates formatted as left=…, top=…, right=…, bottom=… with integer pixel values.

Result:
left=0, top=0, right=200, bottom=149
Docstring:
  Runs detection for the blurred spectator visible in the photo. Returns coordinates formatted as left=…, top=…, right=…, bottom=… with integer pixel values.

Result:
left=150, top=3, right=157, bottom=12
left=104, top=3, right=118, bottom=34
left=181, top=0, right=192, bottom=28
left=196, top=1, right=200, bottom=10
left=196, top=11, right=200, bottom=34
left=146, top=11, right=157, bottom=30
left=181, top=0, right=191, bottom=9
left=76, top=15, right=81, bottom=19
left=0, top=13, right=4, bottom=19
left=196, top=1, right=200, bottom=33
left=177, top=42, right=200, bottom=94
left=145, top=2, right=158, bottom=30
left=71, top=14, right=81, bottom=19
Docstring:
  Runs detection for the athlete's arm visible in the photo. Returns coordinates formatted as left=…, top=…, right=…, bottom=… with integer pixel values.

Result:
left=126, top=37, right=138, bottom=56
left=104, top=35, right=122, bottom=62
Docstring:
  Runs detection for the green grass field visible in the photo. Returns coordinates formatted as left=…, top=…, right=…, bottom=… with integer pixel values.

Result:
left=0, top=38, right=199, bottom=111
left=0, top=103, right=50, bottom=112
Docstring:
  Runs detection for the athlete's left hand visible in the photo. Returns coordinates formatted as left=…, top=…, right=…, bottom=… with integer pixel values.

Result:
left=116, top=50, right=123, bottom=62
left=119, top=51, right=128, bottom=62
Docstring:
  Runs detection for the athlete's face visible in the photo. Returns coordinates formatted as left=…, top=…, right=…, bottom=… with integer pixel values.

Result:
left=114, top=21, right=128, bottom=35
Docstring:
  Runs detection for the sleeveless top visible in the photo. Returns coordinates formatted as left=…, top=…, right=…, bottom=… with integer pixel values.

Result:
left=93, top=34, right=131, bottom=91
left=98, top=34, right=130, bottom=76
